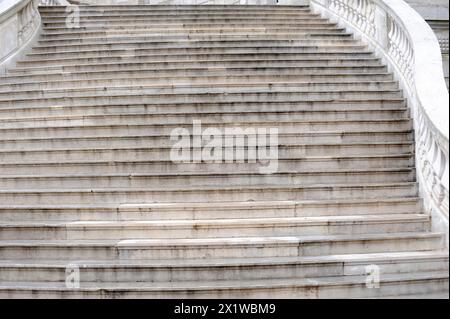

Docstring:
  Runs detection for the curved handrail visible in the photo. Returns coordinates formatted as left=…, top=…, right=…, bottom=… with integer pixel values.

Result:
left=0, top=0, right=31, bottom=24
left=0, top=0, right=40, bottom=74
left=310, top=0, right=449, bottom=244
left=0, top=0, right=69, bottom=74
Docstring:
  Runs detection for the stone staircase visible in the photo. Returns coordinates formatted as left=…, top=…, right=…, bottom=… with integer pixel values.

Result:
left=0, top=4, right=448, bottom=298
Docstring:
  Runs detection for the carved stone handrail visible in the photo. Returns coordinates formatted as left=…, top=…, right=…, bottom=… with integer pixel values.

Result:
left=310, top=0, right=449, bottom=245
left=0, top=0, right=69, bottom=75
left=0, top=0, right=40, bottom=74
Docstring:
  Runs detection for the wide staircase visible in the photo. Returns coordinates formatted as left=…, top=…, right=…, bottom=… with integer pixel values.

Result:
left=0, top=4, right=448, bottom=298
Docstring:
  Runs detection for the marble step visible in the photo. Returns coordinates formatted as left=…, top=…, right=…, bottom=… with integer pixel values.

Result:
left=0, top=168, right=416, bottom=189
left=0, top=81, right=399, bottom=98
left=0, top=182, right=419, bottom=205
left=40, top=18, right=339, bottom=28
left=0, top=90, right=403, bottom=108
left=0, top=232, right=443, bottom=260
left=0, top=251, right=447, bottom=282
left=17, top=51, right=377, bottom=66
left=2, top=271, right=447, bottom=298
left=0, top=125, right=413, bottom=141
left=39, top=27, right=349, bottom=40
left=36, top=33, right=355, bottom=47
left=24, top=45, right=370, bottom=60
left=0, top=99, right=407, bottom=118
left=0, top=155, right=415, bottom=175
left=1, top=66, right=389, bottom=84
left=0, top=143, right=415, bottom=162
left=9, top=57, right=382, bottom=75
left=30, top=38, right=362, bottom=53
left=0, top=198, right=423, bottom=222
left=0, top=214, right=430, bottom=240
left=38, top=5, right=311, bottom=12
left=0, top=108, right=410, bottom=125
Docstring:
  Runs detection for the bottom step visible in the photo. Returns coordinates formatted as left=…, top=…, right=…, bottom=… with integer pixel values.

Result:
left=378, top=292, right=449, bottom=299
left=0, top=251, right=447, bottom=283
left=0, top=272, right=447, bottom=299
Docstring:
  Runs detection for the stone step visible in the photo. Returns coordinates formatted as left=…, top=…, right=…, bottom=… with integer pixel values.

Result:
left=0, top=168, right=416, bottom=189
left=38, top=5, right=310, bottom=12
left=3, top=127, right=404, bottom=145
left=0, top=143, right=415, bottom=163
left=2, top=271, right=447, bottom=298
left=42, top=9, right=325, bottom=18
left=3, top=64, right=388, bottom=82
left=25, top=45, right=370, bottom=60
left=17, top=51, right=377, bottom=66
left=39, top=8, right=314, bottom=15
left=39, top=27, right=349, bottom=40
left=6, top=61, right=385, bottom=81
left=0, top=121, right=413, bottom=139
left=105, top=233, right=448, bottom=260
left=42, top=9, right=325, bottom=22
left=2, top=80, right=398, bottom=98
left=0, top=182, right=419, bottom=205
left=0, top=214, right=430, bottom=240
left=2, top=271, right=448, bottom=298
left=379, top=292, right=449, bottom=299
left=0, top=81, right=399, bottom=98
left=40, top=21, right=341, bottom=33
left=0, top=90, right=403, bottom=108
left=40, top=23, right=345, bottom=33
left=41, top=18, right=337, bottom=28
left=0, top=130, right=414, bottom=152
left=36, top=33, right=355, bottom=47
left=1, top=72, right=393, bottom=88
left=0, top=99, right=407, bottom=118
left=0, top=198, right=423, bottom=222
left=39, top=9, right=320, bottom=15
left=31, top=40, right=364, bottom=55
left=38, top=4, right=310, bottom=10
left=39, top=9, right=315, bottom=17
left=0, top=108, right=410, bottom=125
left=0, top=155, right=415, bottom=175
left=44, top=20, right=334, bottom=29
left=9, top=57, right=383, bottom=75
left=0, top=251, right=446, bottom=283
left=0, top=232, right=442, bottom=260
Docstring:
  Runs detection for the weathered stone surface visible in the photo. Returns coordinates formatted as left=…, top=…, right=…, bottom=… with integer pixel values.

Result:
left=0, top=3, right=448, bottom=298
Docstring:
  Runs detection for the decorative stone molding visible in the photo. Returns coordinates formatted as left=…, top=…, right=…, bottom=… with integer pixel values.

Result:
left=0, top=0, right=69, bottom=75
left=310, top=0, right=449, bottom=246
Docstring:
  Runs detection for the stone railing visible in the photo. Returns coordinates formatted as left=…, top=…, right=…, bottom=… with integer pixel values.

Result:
left=310, top=0, right=449, bottom=245
left=0, top=0, right=69, bottom=75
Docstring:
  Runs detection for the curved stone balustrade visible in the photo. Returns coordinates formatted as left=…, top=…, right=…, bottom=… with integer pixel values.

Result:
left=310, top=0, right=449, bottom=245
left=0, top=0, right=68, bottom=75
left=0, top=0, right=39, bottom=75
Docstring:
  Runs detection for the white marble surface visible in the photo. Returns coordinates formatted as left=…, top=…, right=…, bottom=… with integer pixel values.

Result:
left=310, top=0, right=449, bottom=247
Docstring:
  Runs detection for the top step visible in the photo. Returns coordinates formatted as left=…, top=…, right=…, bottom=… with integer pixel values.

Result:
left=38, top=5, right=311, bottom=12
